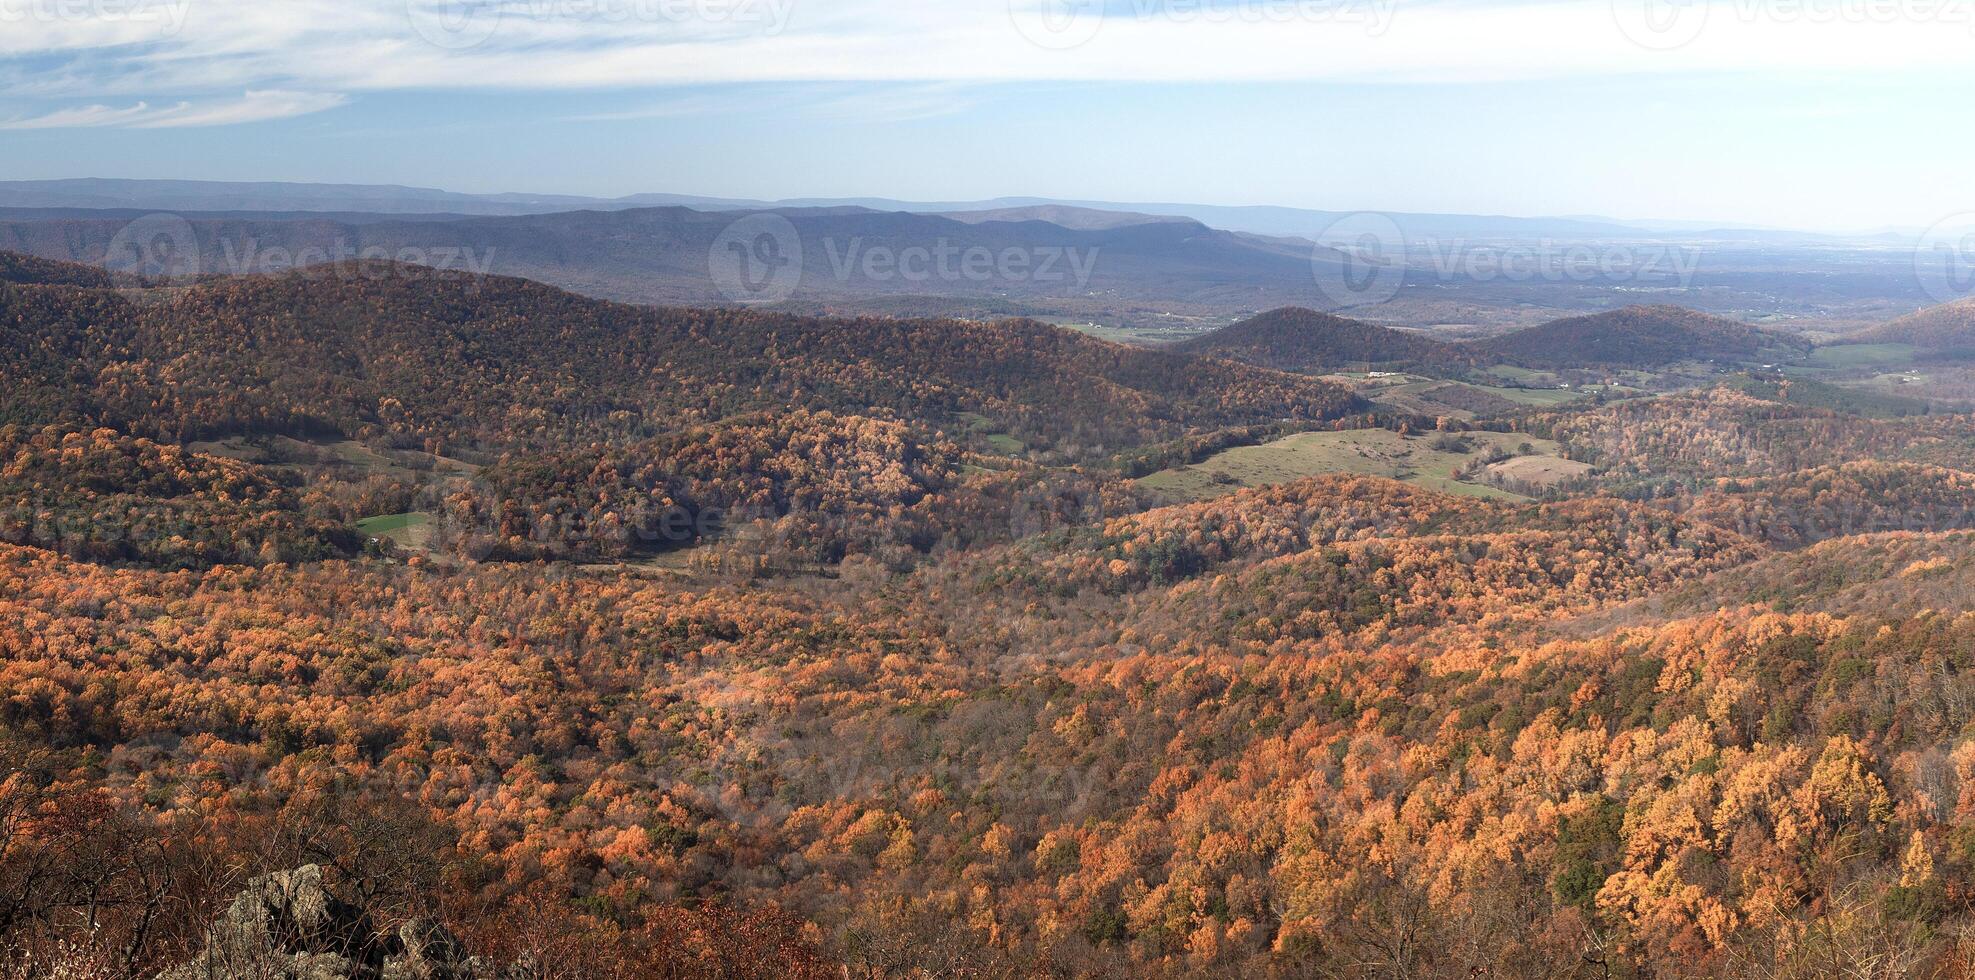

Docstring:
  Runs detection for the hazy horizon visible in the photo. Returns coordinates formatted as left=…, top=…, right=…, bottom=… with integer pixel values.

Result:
left=0, top=175, right=1947, bottom=239
left=4, top=1, right=1975, bottom=233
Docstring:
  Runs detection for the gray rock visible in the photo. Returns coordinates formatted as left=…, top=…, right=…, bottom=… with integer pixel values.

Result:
left=160, top=867, right=505, bottom=980
left=381, top=919, right=472, bottom=980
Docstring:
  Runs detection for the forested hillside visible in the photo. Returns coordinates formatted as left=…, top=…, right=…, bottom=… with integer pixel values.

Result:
left=0, top=259, right=1362, bottom=458
left=1170, top=307, right=1469, bottom=374
left=1860, top=298, right=1975, bottom=352
left=8, top=255, right=1975, bottom=979
left=1472, top=305, right=1811, bottom=368
left=1175, top=304, right=1812, bottom=379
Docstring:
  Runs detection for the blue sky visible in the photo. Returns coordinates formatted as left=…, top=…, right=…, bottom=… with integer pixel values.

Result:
left=2, top=0, right=1972, bottom=230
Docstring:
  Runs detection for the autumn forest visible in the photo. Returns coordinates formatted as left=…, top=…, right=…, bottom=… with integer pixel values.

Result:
left=8, top=254, right=1975, bottom=980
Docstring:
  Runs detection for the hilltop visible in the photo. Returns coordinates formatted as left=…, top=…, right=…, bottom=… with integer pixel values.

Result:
left=1472, top=304, right=1810, bottom=368
left=0, top=250, right=113, bottom=287
left=1170, top=307, right=1467, bottom=373
left=1854, top=296, right=1975, bottom=352
left=1178, top=304, right=1811, bottom=377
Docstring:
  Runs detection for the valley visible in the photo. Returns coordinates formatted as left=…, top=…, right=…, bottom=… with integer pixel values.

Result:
left=4, top=210, right=1975, bottom=979
left=6, top=0, right=1973, bottom=964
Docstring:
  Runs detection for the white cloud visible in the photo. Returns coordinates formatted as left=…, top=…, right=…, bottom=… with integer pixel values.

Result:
left=566, top=82, right=979, bottom=123
left=1, top=0, right=1972, bottom=123
left=0, top=101, right=160, bottom=128
left=0, top=90, right=346, bottom=129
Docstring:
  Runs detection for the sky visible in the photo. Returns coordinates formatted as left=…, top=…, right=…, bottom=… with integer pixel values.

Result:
left=2, top=0, right=1973, bottom=231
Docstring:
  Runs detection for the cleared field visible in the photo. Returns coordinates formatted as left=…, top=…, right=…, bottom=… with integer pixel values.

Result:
left=1484, top=454, right=1594, bottom=488
left=956, top=412, right=1028, bottom=454
left=354, top=511, right=434, bottom=549
left=1466, top=383, right=1586, bottom=407
left=1361, top=377, right=1627, bottom=417
left=1052, top=319, right=1151, bottom=345
left=1136, top=428, right=1572, bottom=502
left=1053, top=318, right=1211, bottom=347
left=1801, top=343, right=1921, bottom=370
left=1475, top=364, right=1553, bottom=383
left=1366, top=381, right=1521, bottom=419
left=1465, top=365, right=1622, bottom=403
left=190, top=435, right=478, bottom=481
left=575, top=548, right=699, bottom=578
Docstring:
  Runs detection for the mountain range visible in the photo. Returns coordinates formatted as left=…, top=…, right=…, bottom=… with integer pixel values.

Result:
left=0, top=178, right=1833, bottom=242
left=0, top=180, right=1954, bottom=334
left=0, top=203, right=1349, bottom=316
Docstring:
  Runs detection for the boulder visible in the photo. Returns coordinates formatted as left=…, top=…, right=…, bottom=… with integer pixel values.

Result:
left=160, top=866, right=501, bottom=980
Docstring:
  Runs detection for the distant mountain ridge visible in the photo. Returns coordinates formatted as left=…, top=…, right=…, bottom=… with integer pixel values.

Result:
left=0, top=178, right=607, bottom=216
left=934, top=205, right=1189, bottom=231
left=0, top=181, right=1916, bottom=332
left=0, top=204, right=1351, bottom=311
left=0, top=177, right=1808, bottom=242
left=1179, top=304, right=1812, bottom=372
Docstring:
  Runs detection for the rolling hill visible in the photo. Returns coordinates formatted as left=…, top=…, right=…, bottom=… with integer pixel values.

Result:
left=1170, top=307, right=1467, bottom=373
left=1174, top=303, right=1808, bottom=376
left=0, top=252, right=1363, bottom=457
left=1854, top=297, right=1975, bottom=351
left=1471, top=304, right=1811, bottom=368
left=0, top=250, right=113, bottom=287
left=1720, top=372, right=1932, bottom=418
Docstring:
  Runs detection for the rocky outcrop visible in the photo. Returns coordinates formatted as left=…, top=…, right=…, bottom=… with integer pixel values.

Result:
left=160, top=866, right=510, bottom=980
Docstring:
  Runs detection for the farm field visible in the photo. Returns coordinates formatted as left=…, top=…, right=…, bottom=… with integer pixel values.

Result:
left=353, top=511, right=435, bottom=550
left=1135, top=428, right=1573, bottom=501
left=956, top=412, right=1028, bottom=454
left=1331, top=372, right=1630, bottom=419
left=1796, top=342, right=1922, bottom=370
left=1472, top=382, right=1606, bottom=406
left=1050, top=319, right=1153, bottom=345
left=189, top=434, right=480, bottom=481
left=1361, top=379, right=1515, bottom=418
left=1483, top=453, right=1595, bottom=487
